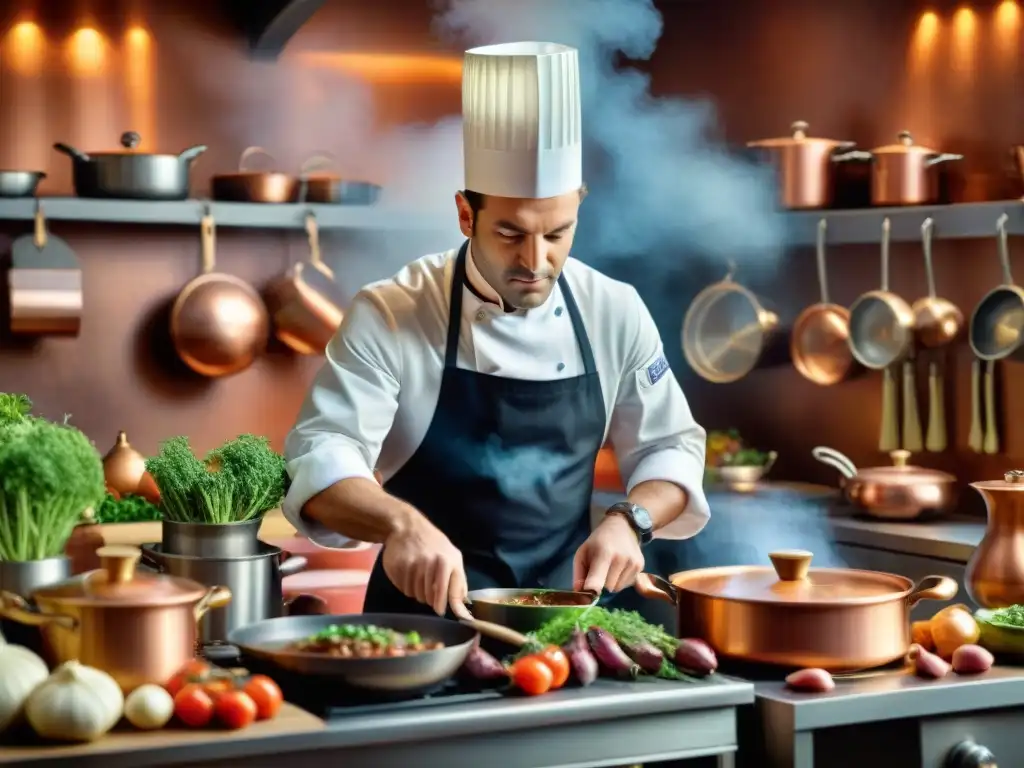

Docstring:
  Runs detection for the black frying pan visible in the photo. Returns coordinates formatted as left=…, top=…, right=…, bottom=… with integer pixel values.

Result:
left=226, top=613, right=477, bottom=696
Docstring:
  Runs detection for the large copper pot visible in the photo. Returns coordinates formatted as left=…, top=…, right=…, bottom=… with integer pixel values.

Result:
left=836, top=131, right=963, bottom=206
left=811, top=446, right=957, bottom=520
left=635, top=550, right=957, bottom=672
left=0, top=545, right=231, bottom=693
left=965, top=470, right=1024, bottom=609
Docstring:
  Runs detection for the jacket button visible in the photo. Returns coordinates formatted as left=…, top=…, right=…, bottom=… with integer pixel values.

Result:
left=555, top=307, right=564, bottom=317
left=557, top=362, right=565, bottom=372
left=475, top=309, right=487, bottom=322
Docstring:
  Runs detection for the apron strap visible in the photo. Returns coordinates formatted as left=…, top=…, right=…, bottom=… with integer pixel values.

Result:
left=444, top=240, right=599, bottom=376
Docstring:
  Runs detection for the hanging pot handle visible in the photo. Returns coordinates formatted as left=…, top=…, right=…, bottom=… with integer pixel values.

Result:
left=811, top=446, right=858, bottom=479
left=193, top=586, right=232, bottom=622
left=997, top=213, right=1015, bottom=286
left=279, top=553, right=308, bottom=578
left=0, top=592, right=77, bottom=630
left=907, top=576, right=958, bottom=607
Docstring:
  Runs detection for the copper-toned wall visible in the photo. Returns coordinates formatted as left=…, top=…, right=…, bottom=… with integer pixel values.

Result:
left=0, top=0, right=1022, bottom=506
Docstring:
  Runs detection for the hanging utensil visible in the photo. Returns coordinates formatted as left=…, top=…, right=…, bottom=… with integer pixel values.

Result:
left=169, top=213, right=270, bottom=377
left=968, top=359, right=984, bottom=453
left=7, top=203, right=83, bottom=337
left=879, top=366, right=900, bottom=452
left=211, top=147, right=298, bottom=203
left=848, top=218, right=915, bottom=369
left=681, top=263, right=781, bottom=383
left=791, top=219, right=856, bottom=385
left=983, top=360, right=1000, bottom=455
left=264, top=213, right=344, bottom=355
left=901, top=347, right=923, bottom=453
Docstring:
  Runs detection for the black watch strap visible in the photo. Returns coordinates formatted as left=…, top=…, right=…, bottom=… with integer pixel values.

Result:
left=606, top=501, right=654, bottom=545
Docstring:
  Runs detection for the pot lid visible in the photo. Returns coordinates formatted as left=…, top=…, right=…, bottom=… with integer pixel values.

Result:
left=971, top=470, right=1024, bottom=491
left=870, top=130, right=940, bottom=155
left=854, top=449, right=956, bottom=484
left=670, top=550, right=912, bottom=605
left=32, top=546, right=208, bottom=607
left=746, top=120, right=854, bottom=149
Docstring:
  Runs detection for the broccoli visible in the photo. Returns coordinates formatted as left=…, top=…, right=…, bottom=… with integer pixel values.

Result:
left=146, top=434, right=287, bottom=524
left=0, top=398, right=106, bottom=561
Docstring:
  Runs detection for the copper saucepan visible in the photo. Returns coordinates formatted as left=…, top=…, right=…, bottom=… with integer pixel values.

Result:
left=211, top=147, right=298, bottom=204
left=169, top=213, right=270, bottom=377
left=682, top=264, right=781, bottom=383
left=634, top=549, right=958, bottom=671
left=811, top=445, right=957, bottom=520
left=0, top=546, right=231, bottom=693
left=835, top=131, right=963, bottom=206
left=791, top=219, right=856, bottom=385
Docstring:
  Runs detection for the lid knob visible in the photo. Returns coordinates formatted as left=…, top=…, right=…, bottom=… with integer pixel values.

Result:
left=790, top=120, right=809, bottom=139
left=769, top=550, right=813, bottom=581
left=898, top=130, right=913, bottom=146
left=890, top=449, right=911, bottom=467
left=96, top=545, right=141, bottom=585
left=1005, top=470, right=1024, bottom=484
left=120, top=131, right=141, bottom=150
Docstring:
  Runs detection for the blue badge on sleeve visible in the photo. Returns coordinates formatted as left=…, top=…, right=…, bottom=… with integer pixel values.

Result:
left=646, top=355, right=670, bottom=386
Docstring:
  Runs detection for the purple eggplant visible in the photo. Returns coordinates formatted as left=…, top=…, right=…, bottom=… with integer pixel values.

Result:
left=673, top=638, right=718, bottom=676
left=587, top=626, right=640, bottom=678
left=460, top=646, right=508, bottom=682
left=622, top=640, right=664, bottom=675
left=563, top=629, right=599, bottom=686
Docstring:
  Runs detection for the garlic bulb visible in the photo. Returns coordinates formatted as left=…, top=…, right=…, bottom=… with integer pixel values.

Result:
left=124, top=684, right=174, bottom=730
left=26, top=661, right=124, bottom=742
left=0, top=630, right=49, bottom=734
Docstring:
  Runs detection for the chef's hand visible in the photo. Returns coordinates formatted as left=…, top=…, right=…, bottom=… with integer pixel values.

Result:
left=382, top=516, right=472, bottom=619
left=572, top=515, right=645, bottom=594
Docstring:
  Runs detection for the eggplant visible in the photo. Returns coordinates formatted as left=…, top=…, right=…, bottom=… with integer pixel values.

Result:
left=563, top=629, right=599, bottom=686
left=460, top=646, right=508, bottom=682
left=622, top=640, right=664, bottom=675
left=587, top=626, right=640, bottom=678
left=673, top=638, right=718, bottom=676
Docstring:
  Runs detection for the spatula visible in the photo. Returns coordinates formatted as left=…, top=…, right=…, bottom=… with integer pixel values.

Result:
left=7, top=204, right=82, bottom=336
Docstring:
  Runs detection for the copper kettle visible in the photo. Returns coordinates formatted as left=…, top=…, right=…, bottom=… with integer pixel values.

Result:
left=966, top=470, right=1024, bottom=609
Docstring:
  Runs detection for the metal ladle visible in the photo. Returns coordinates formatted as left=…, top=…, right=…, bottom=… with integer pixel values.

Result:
left=912, top=219, right=963, bottom=453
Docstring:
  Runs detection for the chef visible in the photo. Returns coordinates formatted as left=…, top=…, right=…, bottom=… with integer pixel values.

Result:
left=282, top=41, right=709, bottom=620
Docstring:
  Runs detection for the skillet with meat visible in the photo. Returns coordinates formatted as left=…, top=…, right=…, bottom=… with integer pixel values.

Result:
left=289, top=623, right=445, bottom=658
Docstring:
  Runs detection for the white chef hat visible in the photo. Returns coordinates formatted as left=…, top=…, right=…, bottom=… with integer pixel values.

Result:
left=462, top=41, right=583, bottom=200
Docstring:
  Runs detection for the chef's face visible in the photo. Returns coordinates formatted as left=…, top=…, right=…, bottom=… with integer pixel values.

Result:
left=456, top=189, right=581, bottom=309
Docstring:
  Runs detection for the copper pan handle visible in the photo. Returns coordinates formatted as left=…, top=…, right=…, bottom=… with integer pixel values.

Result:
left=907, top=575, right=958, bottom=607
left=193, top=586, right=232, bottom=622
left=0, top=591, right=77, bottom=630
left=633, top=573, right=678, bottom=605
left=460, top=617, right=530, bottom=647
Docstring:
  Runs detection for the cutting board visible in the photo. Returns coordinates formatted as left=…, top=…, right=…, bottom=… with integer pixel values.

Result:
left=0, top=703, right=323, bottom=763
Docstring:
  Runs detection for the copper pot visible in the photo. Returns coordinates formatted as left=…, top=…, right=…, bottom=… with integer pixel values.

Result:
left=837, top=131, right=963, bottom=206
left=811, top=446, right=957, bottom=520
left=211, top=147, right=298, bottom=204
left=966, top=470, right=1024, bottom=609
left=0, top=546, right=231, bottom=693
left=635, top=549, right=958, bottom=671
left=746, top=120, right=858, bottom=209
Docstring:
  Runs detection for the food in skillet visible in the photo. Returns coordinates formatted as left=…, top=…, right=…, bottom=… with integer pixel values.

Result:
left=491, top=592, right=590, bottom=607
left=289, top=624, right=445, bottom=658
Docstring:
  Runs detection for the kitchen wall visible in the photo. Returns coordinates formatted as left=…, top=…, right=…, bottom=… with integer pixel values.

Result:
left=0, top=0, right=1021, bottom=510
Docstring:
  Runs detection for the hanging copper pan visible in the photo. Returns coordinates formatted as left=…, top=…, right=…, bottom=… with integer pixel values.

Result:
left=635, top=549, right=957, bottom=671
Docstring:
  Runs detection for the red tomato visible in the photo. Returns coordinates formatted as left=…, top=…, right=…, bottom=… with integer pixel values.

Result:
left=174, top=684, right=215, bottom=728
left=243, top=675, right=283, bottom=720
left=215, top=690, right=258, bottom=730
left=536, top=646, right=570, bottom=689
left=509, top=656, right=554, bottom=696
left=202, top=678, right=234, bottom=700
left=166, top=659, right=212, bottom=696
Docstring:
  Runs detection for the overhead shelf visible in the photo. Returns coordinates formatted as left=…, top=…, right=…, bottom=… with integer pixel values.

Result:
left=786, top=199, right=1024, bottom=247
left=0, top=197, right=447, bottom=231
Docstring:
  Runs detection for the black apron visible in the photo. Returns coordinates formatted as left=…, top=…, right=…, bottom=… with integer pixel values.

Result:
left=363, top=241, right=607, bottom=614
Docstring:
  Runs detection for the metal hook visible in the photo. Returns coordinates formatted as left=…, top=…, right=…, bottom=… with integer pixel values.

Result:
left=997, top=212, right=1009, bottom=236
left=723, top=259, right=738, bottom=281
left=203, top=202, right=212, bottom=218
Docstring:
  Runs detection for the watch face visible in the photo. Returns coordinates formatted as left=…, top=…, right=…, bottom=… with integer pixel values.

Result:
left=632, top=505, right=653, bottom=532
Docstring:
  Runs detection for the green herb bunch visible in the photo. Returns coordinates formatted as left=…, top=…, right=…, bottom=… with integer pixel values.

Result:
left=0, top=394, right=106, bottom=561
left=91, top=492, right=161, bottom=524
left=146, top=434, right=287, bottom=524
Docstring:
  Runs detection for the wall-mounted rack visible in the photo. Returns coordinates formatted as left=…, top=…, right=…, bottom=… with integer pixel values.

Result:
left=0, top=197, right=447, bottom=231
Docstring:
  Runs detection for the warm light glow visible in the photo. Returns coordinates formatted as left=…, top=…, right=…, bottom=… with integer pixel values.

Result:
left=996, top=0, right=1021, bottom=29
left=994, top=0, right=1022, bottom=61
left=124, top=26, right=156, bottom=149
left=4, top=21, right=46, bottom=76
left=909, top=11, right=941, bottom=73
left=951, top=7, right=977, bottom=82
left=67, top=27, right=108, bottom=76
left=295, top=52, right=463, bottom=84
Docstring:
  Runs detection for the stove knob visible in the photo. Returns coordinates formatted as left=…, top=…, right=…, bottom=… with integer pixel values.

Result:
left=945, top=740, right=997, bottom=768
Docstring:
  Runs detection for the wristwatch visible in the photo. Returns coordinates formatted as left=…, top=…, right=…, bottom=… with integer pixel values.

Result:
left=605, top=501, right=654, bottom=546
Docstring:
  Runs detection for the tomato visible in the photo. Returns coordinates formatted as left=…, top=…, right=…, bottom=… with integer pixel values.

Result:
left=536, top=646, right=570, bottom=689
left=243, top=675, right=283, bottom=720
left=202, top=678, right=234, bottom=700
left=215, top=690, right=258, bottom=730
left=174, top=684, right=215, bottom=728
left=509, top=656, right=554, bottom=696
left=166, top=659, right=212, bottom=696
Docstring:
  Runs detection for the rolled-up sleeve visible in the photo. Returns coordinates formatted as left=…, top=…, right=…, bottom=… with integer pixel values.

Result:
left=607, top=288, right=709, bottom=540
left=282, top=292, right=402, bottom=547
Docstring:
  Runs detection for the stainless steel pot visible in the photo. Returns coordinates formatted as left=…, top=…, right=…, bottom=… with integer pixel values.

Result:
left=0, top=556, right=73, bottom=655
left=54, top=131, right=206, bottom=200
left=141, top=543, right=306, bottom=643
left=162, top=517, right=263, bottom=558
left=0, top=170, right=45, bottom=197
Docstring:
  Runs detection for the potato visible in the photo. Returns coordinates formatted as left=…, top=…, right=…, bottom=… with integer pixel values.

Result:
left=908, top=643, right=950, bottom=679
left=951, top=644, right=994, bottom=675
left=785, top=668, right=835, bottom=693
left=911, top=620, right=935, bottom=652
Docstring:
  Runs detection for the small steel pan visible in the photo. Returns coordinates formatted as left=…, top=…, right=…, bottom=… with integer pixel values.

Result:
left=468, top=588, right=598, bottom=634
left=226, top=612, right=477, bottom=695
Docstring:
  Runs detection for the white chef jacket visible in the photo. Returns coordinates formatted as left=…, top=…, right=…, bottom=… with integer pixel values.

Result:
left=283, top=245, right=709, bottom=548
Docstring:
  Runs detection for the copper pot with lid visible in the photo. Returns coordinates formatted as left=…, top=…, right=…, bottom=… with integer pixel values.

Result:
left=635, top=549, right=958, bottom=671
left=0, top=546, right=231, bottom=693
left=746, top=120, right=858, bottom=209
left=966, top=470, right=1024, bottom=609
left=812, top=446, right=957, bottom=520
left=836, top=131, right=963, bottom=206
